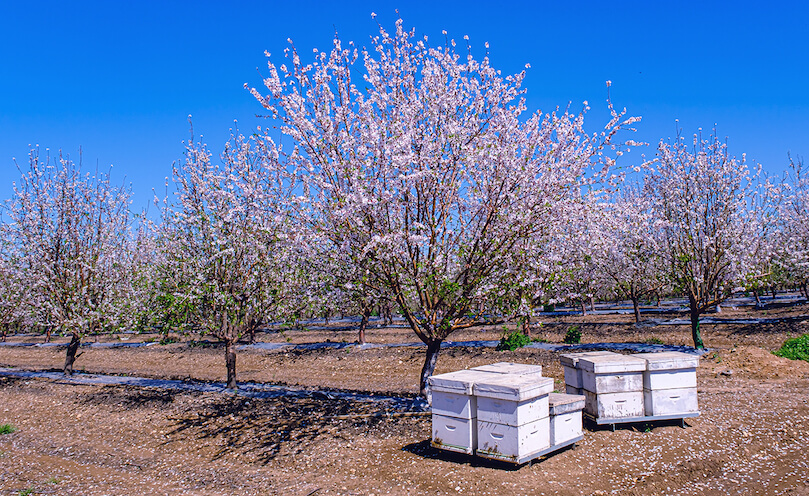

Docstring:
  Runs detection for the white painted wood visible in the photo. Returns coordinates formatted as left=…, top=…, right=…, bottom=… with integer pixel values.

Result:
left=634, top=351, right=700, bottom=371
left=431, top=390, right=477, bottom=419
left=565, top=385, right=583, bottom=396
left=644, top=387, right=699, bottom=416
left=563, top=365, right=581, bottom=388
left=432, top=414, right=476, bottom=454
left=428, top=369, right=498, bottom=395
left=476, top=417, right=550, bottom=462
left=471, top=362, right=542, bottom=377
left=477, top=394, right=549, bottom=426
left=582, top=370, right=643, bottom=394
left=550, top=410, right=583, bottom=446
left=473, top=375, right=554, bottom=402
left=548, top=393, right=585, bottom=416
left=643, top=369, right=697, bottom=390
left=584, top=390, right=644, bottom=418
left=577, top=355, right=647, bottom=374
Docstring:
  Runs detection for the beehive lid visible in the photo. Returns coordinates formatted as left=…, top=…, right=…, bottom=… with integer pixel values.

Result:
left=634, top=351, right=700, bottom=370
left=428, top=369, right=494, bottom=395
left=577, top=354, right=646, bottom=374
left=473, top=374, right=554, bottom=401
left=470, top=362, right=543, bottom=376
left=548, top=392, right=585, bottom=415
left=559, top=350, right=619, bottom=368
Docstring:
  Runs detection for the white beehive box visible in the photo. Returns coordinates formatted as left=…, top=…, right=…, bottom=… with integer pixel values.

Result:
left=634, top=352, right=699, bottom=416
left=560, top=351, right=620, bottom=394
left=432, top=415, right=477, bottom=455
left=428, top=369, right=495, bottom=454
left=643, top=387, right=699, bottom=416
left=548, top=393, right=585, bottom=445
left=634, top=352, right=699, bottom=390
left=583, top=390, right=645, bottom=418
left=477, top=417, right=550, bottom=463
left=578, top=355, right=646, bottom=418
left=429, top=369, right=494, bottom=419
left=473, top=374, right=554, bottom=462
left=473, top=375, right=554, bottom=426
left=471, top=362, right=543, bottom=377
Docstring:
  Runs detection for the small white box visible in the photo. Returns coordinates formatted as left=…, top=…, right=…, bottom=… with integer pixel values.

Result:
left=643, top=387, right=699, bottom=416
left=584, top=390, right=644, bottom=418
left=432, top=414, right=476, bottom=454
left=429, top=370, right=495, bottom=419
left=471, top=362, right=543, bottom=377
left=581, top=370, right=643, bottom=394
left=549, top=393, right=585, bottom=445
left=474, top=375, right=554, bottom=426
left=634, top=352, right=699, bottom=391
left=560, top=351, right=620, bottom=389
left=476, top=417, right=550, bottom=462
left=578, top=354, right=646, bottom=395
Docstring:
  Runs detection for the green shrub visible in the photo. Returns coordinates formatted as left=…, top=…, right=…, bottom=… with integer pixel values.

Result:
left=645, top=337, right=664, bottom=345
left=773, top=334, right=809, bottom=362
left=563, top=325, right=581, bottom=344
left=0, top=424, right=17, bottom=435
left=496, top=330, right=532, bottom=351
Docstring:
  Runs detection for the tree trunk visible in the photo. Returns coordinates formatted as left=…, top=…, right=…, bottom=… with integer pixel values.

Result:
left=225, top=339, right=237, bottom=389
left=753, top=289, right=762, bottom=308
left=45, top=328, right=51, bottom=343
left=802, top=282, right=808, bottom=300
left=632, top=296, right=640, bottom=323
left=1, top=326, right=6, bottom=342
left=419, top=339, right=443, bottom=399
left=63, top=332, right=82, bottom=375
left=688, top=296, right=705, bottom=349
left=358, top=309, right=370, bottom=346
left=589, top=295, right=596, bottom=312
left=579, top=299, right=587, bottom=316
left=521, top=315, right=531, bottom=337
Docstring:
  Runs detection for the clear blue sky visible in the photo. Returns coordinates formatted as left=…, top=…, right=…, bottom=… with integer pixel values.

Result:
left=2, top=1, right=807, bottom=212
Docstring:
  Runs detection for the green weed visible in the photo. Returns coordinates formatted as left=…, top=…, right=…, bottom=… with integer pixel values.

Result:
left=563, top=325, right=582, bottom=344
left=773, top=334, right=809, bottom=362
left=0, top=424, right=17, bottom=435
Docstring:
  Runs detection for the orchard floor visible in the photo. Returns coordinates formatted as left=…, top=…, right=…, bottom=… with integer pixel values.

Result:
left=1, top=302, right=808, bottom=495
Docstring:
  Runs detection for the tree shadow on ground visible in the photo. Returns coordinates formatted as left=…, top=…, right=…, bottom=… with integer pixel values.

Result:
left=167, top=393, right=416, bottom=464
left=81, top=385, right=177, bottom=409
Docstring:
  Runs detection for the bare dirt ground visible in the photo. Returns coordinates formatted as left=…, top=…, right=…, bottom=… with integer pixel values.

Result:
left=1, top=301, right=808, bottom=495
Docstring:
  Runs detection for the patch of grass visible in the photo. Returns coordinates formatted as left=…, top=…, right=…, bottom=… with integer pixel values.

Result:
left=773, top=334, right=809, bottom=362
left=645, top=337, right=664, bottom=345
left=44, top=477, right=59, bottom=484
left=563, top=325, right=581, bottom=344
left=496, top=330, right=531, bottom=351
left=0, top=424, right=17, bottom=435
left=18, top=488, right=34, bottom=496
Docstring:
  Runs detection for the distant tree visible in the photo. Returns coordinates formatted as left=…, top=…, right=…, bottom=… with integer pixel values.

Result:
left=247, top=17, right=639, bottom=397
left=779, top=157, right=809, bottom=298
left=597, top=186, right=666, bottom=322
left=645, top=129, right=760, bottom=348
left=165, top=130, right=293, bottom=388
left=4, top=147, right=134, bottom=373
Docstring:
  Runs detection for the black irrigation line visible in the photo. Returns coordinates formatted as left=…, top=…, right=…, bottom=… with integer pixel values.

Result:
left=0, top=367, right=427, bottom=411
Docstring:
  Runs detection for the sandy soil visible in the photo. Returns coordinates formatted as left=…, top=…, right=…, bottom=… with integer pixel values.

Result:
left=1, top=301, right=808, bottom=495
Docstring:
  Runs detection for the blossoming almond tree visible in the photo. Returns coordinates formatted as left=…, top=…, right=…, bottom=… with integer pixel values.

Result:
left=248, top=16, right=639, bottom=397
left=597, top=185, right=667, bottom=322
left=4, top=147, right=134, bottom=373
left=166, top=130, right=294, bottom=388
left=645, top=129, right=760, bottom=348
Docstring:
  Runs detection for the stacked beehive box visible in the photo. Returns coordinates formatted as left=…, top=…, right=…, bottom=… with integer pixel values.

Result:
left=429, top=369, right=493, bottom=454
left=634, top=351, right=699, bottom=416
left=577, top=354, right=647, bottom=419
left=548, top=393, right=586, bottom=446
left=474, top=374, right=555, bottom=462
left=560, top=350, right=619, bottom=395
left=429, top=362, right=585, bottom=463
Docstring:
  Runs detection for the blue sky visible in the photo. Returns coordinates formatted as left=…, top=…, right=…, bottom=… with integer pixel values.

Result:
left=1, top=1, right=807, bottom=212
